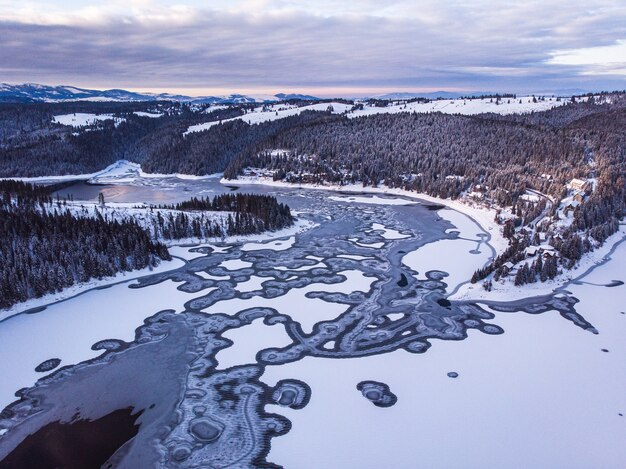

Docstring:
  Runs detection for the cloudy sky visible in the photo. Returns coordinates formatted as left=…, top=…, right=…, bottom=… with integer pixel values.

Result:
left=1, top=0, right=625, bottom=96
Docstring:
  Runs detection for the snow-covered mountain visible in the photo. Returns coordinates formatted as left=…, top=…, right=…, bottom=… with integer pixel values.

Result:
left=0, top=83, right=321, bottom=104
left=0, top=83, right=154, bottom=103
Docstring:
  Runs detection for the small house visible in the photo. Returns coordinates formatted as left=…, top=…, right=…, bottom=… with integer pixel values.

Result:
left=525, top=246, right=539, bottom=257
left=563, top=200, right=580, bottom=216
left=569, top=178, right=592, bottom=193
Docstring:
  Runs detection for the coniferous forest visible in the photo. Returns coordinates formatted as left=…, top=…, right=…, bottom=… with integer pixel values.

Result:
left=1, top=94, right=625, bottom=301
left=0, top=181, right=171, bottom=309
left=0, top=182, right=293, bottom=309
left=154, top=193, right=293, bottom=238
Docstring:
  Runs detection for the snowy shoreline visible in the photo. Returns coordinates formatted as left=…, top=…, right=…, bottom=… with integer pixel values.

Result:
left=222, top=175, right=626, bottom=302
left=0, top=217, right=315, bottom=322
left=0, top=258, right=185, bottom=323
left=221, top=175, right=508, bottom=252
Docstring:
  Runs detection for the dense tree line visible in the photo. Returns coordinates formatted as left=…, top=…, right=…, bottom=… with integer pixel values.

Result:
left=0, top=102, right=243, bottom=177
left=0, top=181, right=170, bottom=309
left=223, top=111, right=590, bottom=203
left=0, top=102, right=326, bottom=177
left=1, top=96, right=624, bottom=291
left=153, top=193, right=293, bottom=238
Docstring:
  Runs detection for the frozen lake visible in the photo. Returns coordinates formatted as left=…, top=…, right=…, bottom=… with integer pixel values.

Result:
left=0, top=176, right=624, bottom=468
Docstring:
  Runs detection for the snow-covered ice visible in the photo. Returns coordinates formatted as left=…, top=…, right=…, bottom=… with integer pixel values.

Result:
left=241, top=237, right=296, bottom=252
left=263, top=250, right=626, bottom=467
left=0, top=278, right=192, bottom=409
left=216, top=319, right=293, bottom=370
left=205, top=270, right=376, bottom=333
left=219, top=259, right=254, bottom=271
left=369, top=222, right=410, bottom=240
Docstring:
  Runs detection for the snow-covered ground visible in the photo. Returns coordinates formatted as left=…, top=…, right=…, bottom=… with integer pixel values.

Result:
left=184, top=102, right=353, bottom=135
left=184, top=96, right=574, bottom=135
left=2, top=160, right=222, bottom=183
left=0, top=258, right=184, bottom=323
left=133, top=111, right=163, bottom=118
left=348, top=95, right=569, bottom=118
left=52, top=113, right=126, bottom=127
left=452, top=223, right=626, bottom=302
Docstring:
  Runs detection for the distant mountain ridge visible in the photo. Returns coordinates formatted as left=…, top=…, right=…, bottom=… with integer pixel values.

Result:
left=372, top=91, right=499, bottom=100
left=0, top=83, right=322, bottom=104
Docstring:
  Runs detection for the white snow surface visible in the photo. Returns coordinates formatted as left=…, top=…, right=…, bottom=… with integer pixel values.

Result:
left=348, top=96, right=567, bottom=119
left=52, top=113, right=126, bottom=127
left=216, top=319, right=293, bottom=370
left=452, top=223, right=626, bottom=302
left=184, top=102, right=353, bottom=135
left=369, top=222, right=410, bottom=240
left=241, top=237, right=296, bottom=252
left=204, top=269, right=375, bottom=333
left=264, top=243, right=626, bottom=467
left=0, top=258, right=184, bottom=322
left=134, top=111, right=163, bottom=118
left=0, top=277, right=192, bottom=409
left=184, top=96, right=568, bottom=135
left=265, top=311, right=626, bottom=467
left=2, top=160, right=221, bottom=183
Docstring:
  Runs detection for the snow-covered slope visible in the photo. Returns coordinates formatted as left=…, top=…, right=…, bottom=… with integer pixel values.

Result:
left=184, top=102, right=353, bottom=135
left=52, top=113, right=126, bottom=127
left=183, top=96, right=575, bottom=134
left=349, top=96, right=571, bottom=118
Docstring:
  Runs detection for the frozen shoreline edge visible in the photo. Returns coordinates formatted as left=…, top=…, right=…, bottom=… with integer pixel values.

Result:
left=223, top=175, right=626, bottom=302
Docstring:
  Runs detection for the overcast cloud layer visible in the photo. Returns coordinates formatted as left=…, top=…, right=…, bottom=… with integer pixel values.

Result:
left=1, top=0, right=625, bottom=95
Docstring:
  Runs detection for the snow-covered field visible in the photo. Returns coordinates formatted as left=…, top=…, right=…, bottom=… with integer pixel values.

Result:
left=133, top=111, right=163, bottom=118
left=52, top=113, right=126, bottom=127
left=183, top=95, right=575, bottom=135
left=348, top=95, right=569, bottom=118
left=184, top=102, right=353, bottom=135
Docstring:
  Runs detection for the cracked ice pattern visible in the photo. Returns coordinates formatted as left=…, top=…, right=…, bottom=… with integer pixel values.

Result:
left=0, top=189, right=597, bottom=467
